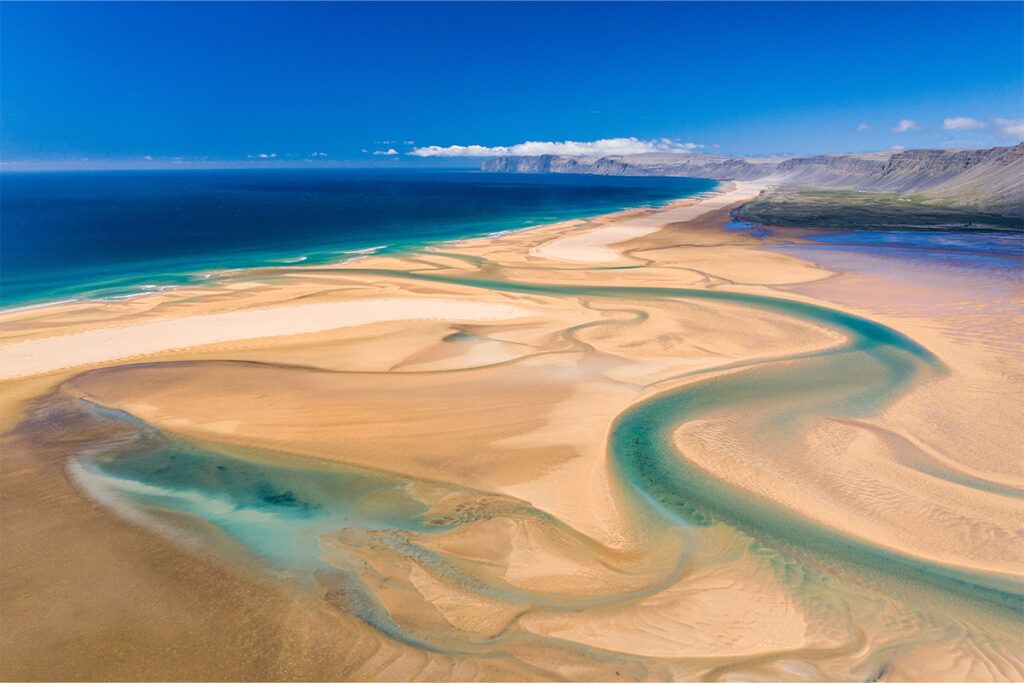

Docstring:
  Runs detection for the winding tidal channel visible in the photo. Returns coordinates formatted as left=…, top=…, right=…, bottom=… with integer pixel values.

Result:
left=4, top=197, right=1022, bottom=681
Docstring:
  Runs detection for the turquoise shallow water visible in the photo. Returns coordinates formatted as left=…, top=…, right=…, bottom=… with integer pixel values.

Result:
left=61, top=258, right=1024, bottom=671
left=44, top=217, right=1024, bottom=671
left=72, top=435, right=442, bottom=577
left=0, top=169, right=716, bottom=307
left=68, top=426, right=486, bottom=651
left=71, top=265, right=1022, bottom=603
left=380, top=273, right=1021, bottom=601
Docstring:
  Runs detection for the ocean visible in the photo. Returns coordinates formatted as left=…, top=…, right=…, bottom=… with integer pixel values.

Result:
left=0, top=169, right=717, bottom=308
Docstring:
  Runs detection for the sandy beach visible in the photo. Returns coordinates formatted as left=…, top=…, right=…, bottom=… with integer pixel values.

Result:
left=530, top=181, right=767, bottom=263
left=1, top=181, right=1021, bottom=682
left=0, top=298, right=535, bottom=381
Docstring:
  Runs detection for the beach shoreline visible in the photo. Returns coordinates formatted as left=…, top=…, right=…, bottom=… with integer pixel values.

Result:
left=0, top=180, right=748, bottom=381
left=1, top=179, right=1021, bottom=681
left=2, top=175, right=720, bottom=317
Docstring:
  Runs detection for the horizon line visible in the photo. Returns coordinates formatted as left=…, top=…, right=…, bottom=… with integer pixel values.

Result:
left=3, top=140, right=1020, bottom=173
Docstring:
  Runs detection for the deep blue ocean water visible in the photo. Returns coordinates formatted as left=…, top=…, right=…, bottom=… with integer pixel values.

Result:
left=0, top=169, right=717, bottom=307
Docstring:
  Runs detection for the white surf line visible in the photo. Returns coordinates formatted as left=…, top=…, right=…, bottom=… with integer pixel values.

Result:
left=532, top=181, right=768, bottom=264
left=0, top=298, right=532, bottom=381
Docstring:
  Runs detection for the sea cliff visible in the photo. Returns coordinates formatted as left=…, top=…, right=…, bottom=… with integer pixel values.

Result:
left=482, top=143, right=1024, bottom=217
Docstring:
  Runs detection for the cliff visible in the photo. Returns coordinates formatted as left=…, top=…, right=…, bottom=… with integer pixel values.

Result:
left=481, top=153, right=783, bottom=180
left=765, top=153, right=889, bottom=187
left=482, top=144, right=1024, bottom=216
left=765, top=144, right=1024, bottom=214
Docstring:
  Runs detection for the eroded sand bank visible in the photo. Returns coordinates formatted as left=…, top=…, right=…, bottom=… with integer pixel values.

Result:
left=1, top=182, right=1021, bottom=682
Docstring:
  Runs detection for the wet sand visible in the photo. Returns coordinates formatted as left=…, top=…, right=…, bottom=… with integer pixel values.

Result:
left=1, top=181, right=1021, bottom=681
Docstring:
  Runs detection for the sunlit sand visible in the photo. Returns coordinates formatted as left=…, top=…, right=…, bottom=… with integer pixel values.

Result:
left=532, top=181, right=767, bottom=263
left=1, top=187, right=1020, bottom=681
left=0, top=298, right=533, bottom=380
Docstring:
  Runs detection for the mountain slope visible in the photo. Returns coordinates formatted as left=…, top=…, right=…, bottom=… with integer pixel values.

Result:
left=482, top=144, right=1024, bottom=217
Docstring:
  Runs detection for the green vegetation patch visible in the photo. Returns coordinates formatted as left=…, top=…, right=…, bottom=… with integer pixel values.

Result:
left=740, top=188, right=1023, bottom=231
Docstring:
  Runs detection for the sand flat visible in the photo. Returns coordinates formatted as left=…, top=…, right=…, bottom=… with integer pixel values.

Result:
left=530, top=181, right=767, bottom=263
left=0, top=298, right=533, bottom=380
left=2, top=184, right=1022, bottom=681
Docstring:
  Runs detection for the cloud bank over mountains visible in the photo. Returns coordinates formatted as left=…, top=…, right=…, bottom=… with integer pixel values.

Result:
left=891, top=119, right=918, bottom=133
left=994, top=118, right=1024, bottom=140
left=406, top=117, right=1023, bottom=159
left=943, top=117, right=985, bottom=130
left=408, top=137, right=703, bottom=158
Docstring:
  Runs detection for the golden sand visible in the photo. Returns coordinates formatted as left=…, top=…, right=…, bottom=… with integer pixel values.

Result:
left=1, top=182, right=1021, bottom=681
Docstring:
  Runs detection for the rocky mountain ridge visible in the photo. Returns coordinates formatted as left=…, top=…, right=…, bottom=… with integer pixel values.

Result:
left=481, top=152, right=783, bottom=180
left=482, top=144, right=1024, bottom=216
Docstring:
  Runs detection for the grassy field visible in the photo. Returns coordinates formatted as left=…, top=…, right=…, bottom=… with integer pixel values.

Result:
left=740, top=188, right=1023, bottom=231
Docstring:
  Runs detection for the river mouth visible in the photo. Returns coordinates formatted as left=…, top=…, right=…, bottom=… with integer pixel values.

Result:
left=52, top=269, right=1019, bottom=645
left=11, top=215, right=1020, bottom=678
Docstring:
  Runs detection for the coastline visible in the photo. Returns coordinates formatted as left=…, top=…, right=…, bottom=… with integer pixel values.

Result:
left=1, top=180, right=1021, bottom=681
left=0, top=181, right=736, bottom=379
left=0, top=172, right=720, bottom=312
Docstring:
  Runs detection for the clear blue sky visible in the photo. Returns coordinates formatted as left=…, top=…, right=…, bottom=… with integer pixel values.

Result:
left=2, top=1, right=1022, bottom=167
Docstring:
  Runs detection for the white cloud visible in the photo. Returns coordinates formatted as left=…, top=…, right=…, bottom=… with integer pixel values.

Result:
left=408, top=137, right=703, bottom=158
left=310, top=152, right=328, bottom=157
left=888, top=145, right=906, bottom=151
left=250, top=152, right=277, bottom=159
left=373, top=148, right=399, bottom=156
left=143, top=155, right=153, bottom=161
left=373, top=140, right=395, bottom=145
left=403, top=140, right=415, bottom=145
left=943, top=117, right=984, bottom=130
left=994, top=118, right=1024, bottom=141
left=856, top=122, right=872, bottom=131
left=891, top=119, right=918, bottom=133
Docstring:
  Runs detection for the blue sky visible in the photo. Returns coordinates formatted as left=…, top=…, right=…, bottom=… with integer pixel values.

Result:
left=1, top=2, right=1021, bottom=168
